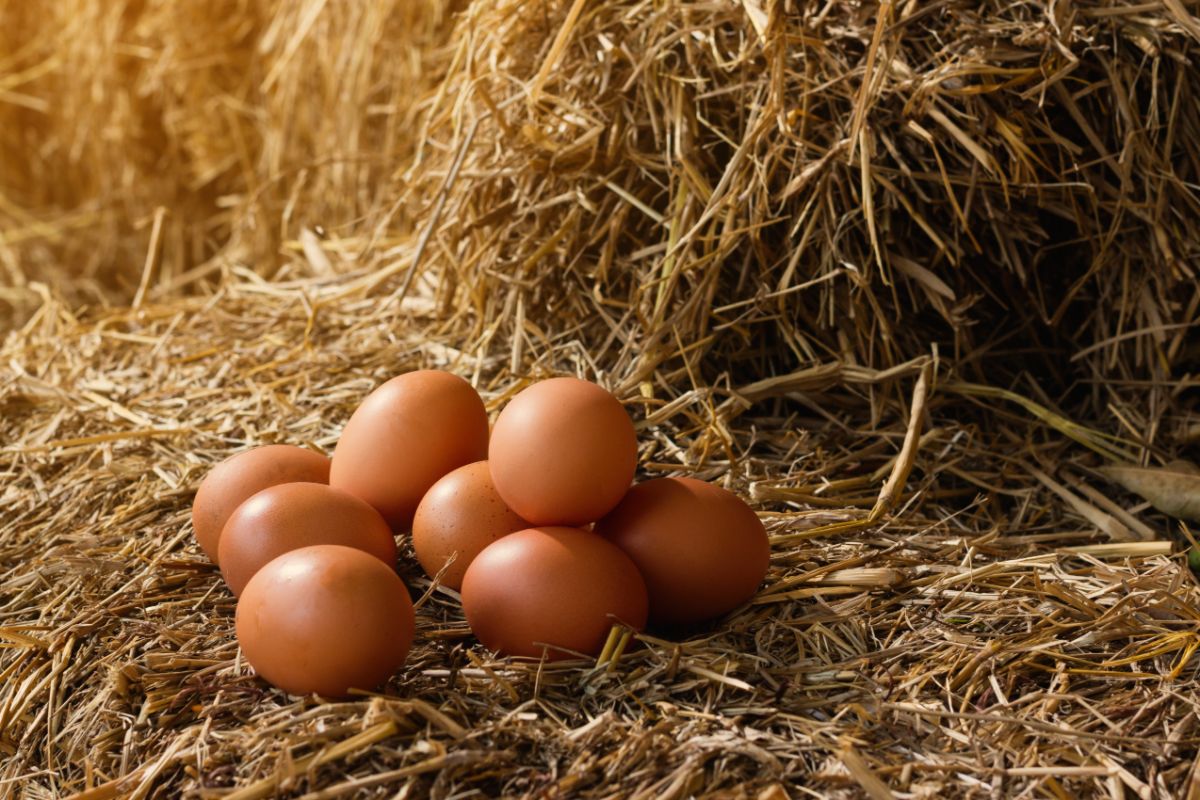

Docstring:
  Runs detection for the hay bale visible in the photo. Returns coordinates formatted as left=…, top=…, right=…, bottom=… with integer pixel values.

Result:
left=0, top=0, right=456, bottom=310
left=401, top=0, right=1200, bottom=411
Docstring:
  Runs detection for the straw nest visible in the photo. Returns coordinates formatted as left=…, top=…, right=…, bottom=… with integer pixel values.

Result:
left=3, top=0, right=1200, bottom=797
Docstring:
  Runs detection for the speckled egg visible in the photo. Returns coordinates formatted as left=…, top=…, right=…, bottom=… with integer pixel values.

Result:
left=412, top=461, right=530, bottom=590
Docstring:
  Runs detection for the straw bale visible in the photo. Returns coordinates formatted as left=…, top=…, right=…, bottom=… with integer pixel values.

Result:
left=0, top=0, right=455, bottom=314
left=396, top=0, right=1200, bottom=415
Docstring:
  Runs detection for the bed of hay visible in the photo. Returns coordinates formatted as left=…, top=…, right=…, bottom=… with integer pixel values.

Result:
left=3, top=0, right=1200, bottom=797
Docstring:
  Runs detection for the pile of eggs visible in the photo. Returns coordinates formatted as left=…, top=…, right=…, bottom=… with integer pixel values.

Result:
left=193, top=371, right=769, bottom=697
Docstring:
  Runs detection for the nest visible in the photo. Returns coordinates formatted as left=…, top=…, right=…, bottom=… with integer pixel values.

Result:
left=3, top=0, right=1200, bottom=797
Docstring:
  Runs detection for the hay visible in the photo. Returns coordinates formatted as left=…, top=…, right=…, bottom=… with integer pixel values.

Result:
left=4, top=284, right=1199, bottom=798
left=4, top=0, right=1200, bottom=796
left=398, top=0, right=1200, bottom=410
left=0, top=0, right=456, bottom=316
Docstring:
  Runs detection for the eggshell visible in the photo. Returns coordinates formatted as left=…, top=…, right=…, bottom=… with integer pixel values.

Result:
left=192, top=445, right=330, bottom=564
left=488, top=378, right=636, bottom=526
left=595, top=477, right=769, bottom=625
left=461, top=526, right=648, bottom=659
left=412, top=461, right=530, bottom=590
left=218, top=482, right=397, bottom=596
left=330, top=370, right=490, bottom=531
left=235, top=544, right=415, bottom=697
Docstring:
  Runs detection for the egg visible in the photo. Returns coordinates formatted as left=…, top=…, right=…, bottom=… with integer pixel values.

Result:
left=595, top=477, right=769, bottom=625
left=192, top=445, right=330, bottom=564
left=412, top=461, right=530, bottom=590
left=488, top=377, right=636, bottom=526
left=218, top=482, right=397, bottom=596
left=235, top=545, right=415, bottom=697
left=461, top=526, right=648, bottom=659
left=330, top=370, right=490, bottom=531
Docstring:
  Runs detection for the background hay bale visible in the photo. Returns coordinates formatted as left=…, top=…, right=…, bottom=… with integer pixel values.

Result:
left=3, top=0, right=1200, bottom=797
left=400, top=0, right=1200, bottom=422
left=0, top=0, right=456, bottom=312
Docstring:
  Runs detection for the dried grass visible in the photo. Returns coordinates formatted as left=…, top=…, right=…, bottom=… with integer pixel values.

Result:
left=0, top=0, right=457, bottom=317
left=396, top=0, right=1200, bottom=399
left=5, top=284, right=1199, bottom=798
left=3, top=0, right=1200, bottom=797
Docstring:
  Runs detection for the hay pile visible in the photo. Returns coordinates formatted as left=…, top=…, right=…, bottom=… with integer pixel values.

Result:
left=401, top=0, right=1200, bottom=409
left=3, top=0, right=1200, bottom=797
left=0, top=0, right=456, bottom=314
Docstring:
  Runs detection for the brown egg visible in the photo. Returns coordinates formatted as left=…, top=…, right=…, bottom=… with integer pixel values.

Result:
left=218, top=482, right=397, bottom=596
left=595, top=477, right=769, bottom=625
left=412, top=461, right=530, bottom=590
left=461, top=526, right=648, bottom=659
left=235, top=545, right=415, bottom=697
left=488, top=378, right=636, bottom=526
left=330, top=370, right=490, bottom=531
left=192, top=445, right=330, bottom=564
